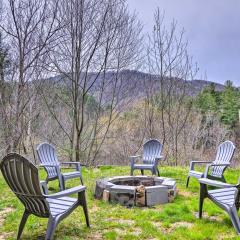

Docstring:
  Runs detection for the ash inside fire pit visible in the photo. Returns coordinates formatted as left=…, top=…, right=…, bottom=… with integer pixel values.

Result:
left=113, top=178, right=155, bottom=187
left=95, top=176, right=177, bottom=207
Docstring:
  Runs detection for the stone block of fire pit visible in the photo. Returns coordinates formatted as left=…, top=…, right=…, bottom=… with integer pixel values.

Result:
left=162, top=180, right=177, bottom=198
left=146, top=185, right=169, bottom=206
left=162, top=180, right=176, bottom=189
left=154, top=177, right=166, bottom=185
left=95, top=179, right=114, bottom=199
left=109, top=185, right=135, bottom=207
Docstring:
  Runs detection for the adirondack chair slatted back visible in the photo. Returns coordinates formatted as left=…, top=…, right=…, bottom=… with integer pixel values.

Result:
left=0, top=153, right=50, bottom=217
left=143, top=139, right=163, bottom=164
left=211, top=141, right=235, bottom=177
left=37, top=143, right=59, bottom=180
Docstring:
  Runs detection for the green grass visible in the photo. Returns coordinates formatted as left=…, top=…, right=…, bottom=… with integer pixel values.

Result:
left=0, top=165, right=240, bottom=239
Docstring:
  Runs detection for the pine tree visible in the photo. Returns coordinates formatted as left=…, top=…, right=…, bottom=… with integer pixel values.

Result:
left=220, top=80, right=240, bottom=128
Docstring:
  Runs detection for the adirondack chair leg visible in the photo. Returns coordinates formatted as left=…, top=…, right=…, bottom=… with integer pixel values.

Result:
left=199, top=183, right=207, bottom=218
left=62, top=179, right=65, bottom=190
left=156, top=168, right=160, bottom=177
left=78, top=191, right=90, bottom=227
left=228, top=206, right=240, bottom=234
left=222, top=175, right=226, bottom=183
left=40, top=181, right=49, bottom=194
left=141, top=170, right=144, bottom=175
left=46, top=216, right=59, bottom=240
left=80, top=176, right=84, bottom=185
left=186, top=176, right=190, bottom=188
left=58, top=175, right=65, bottom=191
left=17, top=210, right=30, bottom=240
left=130, top=168, right=134, bottom=176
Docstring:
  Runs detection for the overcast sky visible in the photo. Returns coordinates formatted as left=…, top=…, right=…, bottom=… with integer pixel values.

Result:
left=127, top=0, right=240, bottom=87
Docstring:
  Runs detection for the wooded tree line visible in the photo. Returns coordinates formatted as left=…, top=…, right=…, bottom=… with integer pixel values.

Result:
left=0, top=0, right=239, bottom=166
left=107, top=81, right=240, bottom=166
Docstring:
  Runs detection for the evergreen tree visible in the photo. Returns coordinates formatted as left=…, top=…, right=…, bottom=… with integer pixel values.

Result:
left=195, top=83, right=218, bottom=113
left=220, top=80, right=240, bottom=127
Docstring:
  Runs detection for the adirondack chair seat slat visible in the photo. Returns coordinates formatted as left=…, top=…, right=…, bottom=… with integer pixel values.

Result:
left=209, top=194, right=235, bottom=201
left=209, top=188, right=236, bottom=195
left=48, top=198, right=77, bottom=216
left=133, top=164, right=154, bottom=169
left=188, top=171, right=204, bottom=178
left=50, top=203, right=72, bottom=211
left=198, top=178, right=240, bottom=234
left=0, top=153, right=90, bottom=240
left=62, top=171, right=81, bottom=179
left=186, top=141, right=235, bottom=188
left=208, top=188, right=236, bottom=203
left=209, top=192, right=235, bottom=207
left=130, top=139, right=163, bottom=176
left=208, top=188, right=236, bottom=194
left=47, top=197, right=76, bottom=206
left=48, top=198, right=76, bottom=209
left=37, top=143, right=83, bottom=190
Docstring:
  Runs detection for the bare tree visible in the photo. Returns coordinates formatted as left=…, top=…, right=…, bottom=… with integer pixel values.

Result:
left=40, top=0, right=142, bottom=165
left=145, top=9, right=198, bottom=165
left=0, top=0, right=61, bottom=153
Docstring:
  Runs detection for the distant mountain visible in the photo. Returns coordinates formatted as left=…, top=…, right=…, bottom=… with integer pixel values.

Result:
left=44, top=70, right=226, bottom=99
left=187, top=79, right=225, bottom=95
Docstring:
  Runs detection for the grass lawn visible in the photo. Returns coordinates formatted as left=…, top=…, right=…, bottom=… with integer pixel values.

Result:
left=0, top=165, right=240, bottom=240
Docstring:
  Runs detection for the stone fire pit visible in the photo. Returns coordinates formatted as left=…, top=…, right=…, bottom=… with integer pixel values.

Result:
left=95, top=176, right=177, bottom=207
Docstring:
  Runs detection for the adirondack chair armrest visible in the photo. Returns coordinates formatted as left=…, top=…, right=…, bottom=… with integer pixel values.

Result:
left=130, top=155, right=141, bottom=159
left=45, top=185, right=86, bottom=199
left=198, top=178, right=235, bottom=188
left=39, top=163, right=60, bottom=168
left=130, top=155, right=141, bottom=167
left=155, top=155, right=164, bottom=160
left=61, top=162, right=81, bottom=171
left=189, top=161, right=211, bottom=170
left=154, top=156, right=164, bottom=166
left=203, top=163, right=230, bottom=178
left=40, top=181, right=48, bottom=194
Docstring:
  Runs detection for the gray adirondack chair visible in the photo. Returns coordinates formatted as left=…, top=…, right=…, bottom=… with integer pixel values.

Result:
left=186, top=141, right=235, bottom=188
left=198, top=177, right=240, bottom=234
left=0, top=153, right=90, bottom=240
left=37, top=142, right=83, bottom=191
left=130, top=139, right=163, bottom=176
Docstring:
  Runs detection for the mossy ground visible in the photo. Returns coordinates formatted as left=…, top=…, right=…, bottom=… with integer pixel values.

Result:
left=0, top=165, right=240, bottom=239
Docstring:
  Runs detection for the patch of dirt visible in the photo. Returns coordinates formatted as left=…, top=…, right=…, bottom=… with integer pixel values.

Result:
left=151, top=221, right=162, bottom=228
left=117, top=227, right=142, bottom=236
left=90, top=203, right=100, bottom=213
left=218, top=233, right=236, bottom=240
left=0, top=232, right=14, bottom=240
left=194, top=212, right=222, bottom=221
left=0, top=208, right=15, bottom=240
left=86, top=232, right=103, bottom=240
left=152, top=221, right=193, bottom=233
left=108, top=218, right=134, bottom=225
left=178, top=190, right=192, bottom=197
left=103, top=226, right=142, bottom=237
left=171, top=222, right=193, bottom=228
left=0, top=208, right=14, bottom=226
